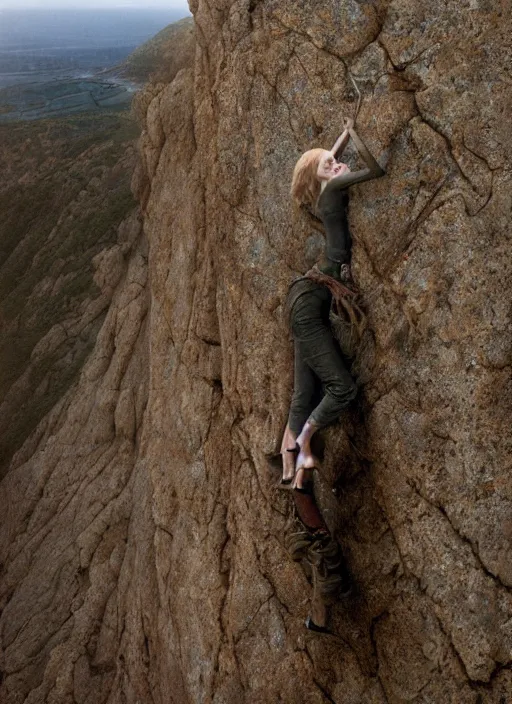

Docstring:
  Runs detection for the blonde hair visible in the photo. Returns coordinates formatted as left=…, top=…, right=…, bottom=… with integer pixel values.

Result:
left=290, top=148, right=324, bottom=207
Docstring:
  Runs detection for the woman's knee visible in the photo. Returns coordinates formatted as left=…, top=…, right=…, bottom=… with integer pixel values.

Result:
left=328, top=377, right=357, bottom=405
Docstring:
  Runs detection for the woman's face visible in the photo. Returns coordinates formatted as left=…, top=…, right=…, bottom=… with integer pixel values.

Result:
left=316, top=150, right=350, bottom=182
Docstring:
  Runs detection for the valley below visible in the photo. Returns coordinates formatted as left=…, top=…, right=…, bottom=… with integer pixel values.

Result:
left=0, top=76, right=140, bottom=122
left=0, top=110, right=140, bottom=474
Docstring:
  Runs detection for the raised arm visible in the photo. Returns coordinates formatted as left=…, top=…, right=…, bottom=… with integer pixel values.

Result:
left=349, top=127, right=385, bottom=176
left=329, top=117, right=353, bottom=159
left=324, top=126, right=385, bottom=192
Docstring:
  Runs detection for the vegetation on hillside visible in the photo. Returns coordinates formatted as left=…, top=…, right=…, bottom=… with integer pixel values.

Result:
left=115, top=16, right=194, bottom=83
left=0, top=111, right=139, bottom=473
left=0, top=15, right=194, bottom=473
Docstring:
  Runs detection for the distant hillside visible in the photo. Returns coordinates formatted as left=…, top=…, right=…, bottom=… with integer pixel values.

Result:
left=0, top=14, right=195, bottom=471
left=0, top=111, right=140, bottom=473
left=113, top=16, right=195, bottom=83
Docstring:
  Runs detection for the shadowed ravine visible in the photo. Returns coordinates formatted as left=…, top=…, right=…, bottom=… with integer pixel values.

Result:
left=1, top=2, right=511, bottom=702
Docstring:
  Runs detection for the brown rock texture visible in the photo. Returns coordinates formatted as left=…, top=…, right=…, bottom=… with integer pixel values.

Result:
left=1, top=1, right=511, bottom=703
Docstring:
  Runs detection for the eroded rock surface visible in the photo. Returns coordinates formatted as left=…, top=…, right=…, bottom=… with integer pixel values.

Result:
left=1, top=2, right=511, bottom=702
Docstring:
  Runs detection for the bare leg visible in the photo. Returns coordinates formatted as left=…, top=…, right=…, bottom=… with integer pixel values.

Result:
left=294, top=419, right=320, bottom=489
left=280, top=423, right=297, bottom=482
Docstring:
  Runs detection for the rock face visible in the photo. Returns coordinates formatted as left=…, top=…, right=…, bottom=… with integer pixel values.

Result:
left=1, top=2, right=511, bottom=703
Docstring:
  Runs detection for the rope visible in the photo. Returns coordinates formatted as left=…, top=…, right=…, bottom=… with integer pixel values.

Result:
left=348, top=72, right=362, bottom=125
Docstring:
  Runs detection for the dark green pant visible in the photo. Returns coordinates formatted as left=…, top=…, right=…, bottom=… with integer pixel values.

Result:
left=288, top=286, right=357, bottom=435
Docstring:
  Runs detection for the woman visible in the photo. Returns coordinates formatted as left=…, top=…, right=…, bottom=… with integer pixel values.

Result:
left=280, top=118, right=385, bottom=490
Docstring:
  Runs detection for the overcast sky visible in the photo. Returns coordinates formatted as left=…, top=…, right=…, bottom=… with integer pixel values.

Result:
left=0, top=0, right=190, bottom=9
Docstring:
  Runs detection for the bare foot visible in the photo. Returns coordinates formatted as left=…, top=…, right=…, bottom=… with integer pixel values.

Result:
left=291, top=442, right=318, bottom=489
left=296, top=447, right=316, bottom=471
left=292, top=466, right=315, bottom=490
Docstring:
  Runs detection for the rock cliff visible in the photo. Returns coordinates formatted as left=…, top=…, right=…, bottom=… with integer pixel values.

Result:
left=1, top=2, right=511, bottom=703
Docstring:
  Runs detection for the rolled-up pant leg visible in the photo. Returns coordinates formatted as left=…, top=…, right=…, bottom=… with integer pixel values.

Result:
left=288, top=287, right=357, bottom=433
left=288, top=342, right=317, bottom=435
left=299, top=327, right=357, bottom=428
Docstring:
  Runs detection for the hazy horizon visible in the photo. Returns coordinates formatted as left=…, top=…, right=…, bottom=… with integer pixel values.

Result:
left=0, top=1, right=190, bottom=10
left=0, top=6, right=190, bottom=68
left=0, top=4, right=192, bottom=98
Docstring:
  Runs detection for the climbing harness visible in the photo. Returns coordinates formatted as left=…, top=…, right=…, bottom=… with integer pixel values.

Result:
left=348, top=72, right=362, bottom=125
left=303, top=264, right=368, bottom=360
